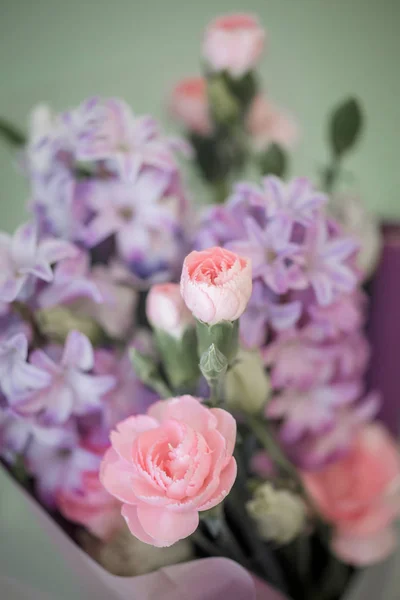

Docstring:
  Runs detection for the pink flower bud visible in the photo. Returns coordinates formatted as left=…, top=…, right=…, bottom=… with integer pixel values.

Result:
left=169, top=77, right=212, bottom=136
left=180, top=247, right=252, bottom=325
left=146, top=283, right=194, bottom=338
left=202, top=14, right=266, bottom=78
left=246, top=95, right=299, bottom=152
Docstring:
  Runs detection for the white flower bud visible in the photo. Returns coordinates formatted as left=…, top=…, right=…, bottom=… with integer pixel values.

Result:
left=224, top=349, right=271, bottom=414
left=246, top=482, right=306, bottom=544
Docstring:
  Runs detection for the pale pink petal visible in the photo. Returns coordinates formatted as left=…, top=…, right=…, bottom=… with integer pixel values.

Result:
left=210, top=407, right=236, bottom=460
left=198, top=457, right=237, bottom=511
left=121, top=504, right=157, bottom=545
left=110, top=415, right=159, bottom=462
left=332, top=528, right=396, bottom=566
left=148, top=396, right=217, bottom=434
left=136, top=504, right=199, bottom=547
left=100, top=448, right=137, bottom=504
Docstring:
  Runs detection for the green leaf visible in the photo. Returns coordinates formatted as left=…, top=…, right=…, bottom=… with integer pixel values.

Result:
left=225, top=71, right=258, bottom=111
left=329, top=98, right=363, bottom=157
left=129, top=348, right=171, bottom=398
left=0, top=117, right=26, bottom=148
left=259, top=143, right=287, bottom=177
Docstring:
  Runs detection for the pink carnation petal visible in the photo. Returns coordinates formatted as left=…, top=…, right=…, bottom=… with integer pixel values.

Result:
left=121, top=504, right=156, bottom=545
left=210, top=407, right=236, bottom=461
left=110, top=415, right=159, bottom=462
left=199, top=457, right=237, bottom=511
left=136, top=504, right=199, bottom=547
left=148, top=396, right=216, bottom=434
left=100, top=448, right=137, bottom=504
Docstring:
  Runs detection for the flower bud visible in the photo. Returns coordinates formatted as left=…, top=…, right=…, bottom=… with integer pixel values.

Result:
left=146, top=283, right=194, bottom=339
left=246, top=483, right=307, bottom=544
left=202, top=14, right=266, bottom=78
left=224, top=349, right=270, bottom=414
left=180, top=247, right=252, bottom=325
left=169, top=77, right=212, bottom=136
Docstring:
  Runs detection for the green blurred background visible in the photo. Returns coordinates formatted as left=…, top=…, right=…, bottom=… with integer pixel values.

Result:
left=0, top=0, right=399, bottom=231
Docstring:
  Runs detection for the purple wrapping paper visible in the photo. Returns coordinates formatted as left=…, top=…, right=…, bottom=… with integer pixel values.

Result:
left=368, top=223, right=400, bottom=435
left=0, top=467, right=285, bottom=600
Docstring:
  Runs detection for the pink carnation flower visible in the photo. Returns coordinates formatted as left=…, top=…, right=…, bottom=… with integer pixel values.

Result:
left=246, top=95, right=299, bottom=152
left=57, top=470, right=122, bottom=541
left=101, top=395, right=237, bottom=547
left=203, top=14, right=265, bottom=78
left=146, top=283, right=194, bottom=338
left=180, top=246, right=252, bottom=324
left=169, top=77, right=212, bottom=136
left=302, top=424, right=400, bottom=565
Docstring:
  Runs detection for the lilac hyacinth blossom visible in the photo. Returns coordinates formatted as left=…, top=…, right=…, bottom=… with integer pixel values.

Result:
left=26, top=438, right=101, bottom=507
left=305, top=292, right=365, bottom=341
left=261, top=176, right=327, bottom=241
left=267, top=381, right=362, bottom=444
left=298, top=218, right=359, bottom=306
left=0, top=407, right=76, bottom=465
left=227, top=217, right=303, bottom=294
left=291, top=392, right=381, bottom=469
left=67, top=97, right=183, bottom=180
left=38, top=249, right=103, bottom=308
left=0, top=334, right=51, bottom=399
left=263, top=330, right=336, bottom=390
left=12, top=331, right=115, bottom=425
left=240, top=281, right=301, bottom=348
left=94, top=348, right=157, bottom=430
left=83, top=169, right=187, bottom=283
left=0, top=222, right=77, bottom=303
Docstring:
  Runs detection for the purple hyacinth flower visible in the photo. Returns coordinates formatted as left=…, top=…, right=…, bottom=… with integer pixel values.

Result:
left=267, top=381, right=362, bottom=444
left=0, top=334, right=51, bottom=399
left=227, top=217, right=303, bottom=294
left=0, top=222, right=77, bottom=303
left=12, top=331, right=115, bottom=425
left=38, top=249, right=103, bottom=308
left=297, top=217, right=359, bottom=306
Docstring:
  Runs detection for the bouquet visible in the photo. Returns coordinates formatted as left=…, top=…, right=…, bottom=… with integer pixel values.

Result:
left=0, top=12, right=396, bottom=600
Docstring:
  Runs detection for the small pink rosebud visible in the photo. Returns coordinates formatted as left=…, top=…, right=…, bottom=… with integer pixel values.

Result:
left=169, top=77, right=212, bottom=136
left=146, top=283, right=194, bottom=338
left=180, top=246, right=252, bottom=325
left=202, top=13, right=266, bottom=78
left=246, top=95, right=299, bottom=152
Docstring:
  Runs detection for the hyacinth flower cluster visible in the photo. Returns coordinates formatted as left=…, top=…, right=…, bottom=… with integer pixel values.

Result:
left=195, top=176, right=380, bottom=470
left=26, top=97, right=191, bottom=285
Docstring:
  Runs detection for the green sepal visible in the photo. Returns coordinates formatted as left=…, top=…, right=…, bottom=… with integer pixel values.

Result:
left=196, top=319, right=239, bottom=364
left=259, top=143, right=287, bottom=178
left=329, top=97, right=363, bottom=157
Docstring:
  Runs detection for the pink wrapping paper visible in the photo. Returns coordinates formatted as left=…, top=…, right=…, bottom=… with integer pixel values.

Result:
left=0, top=467, right=285, bottom=600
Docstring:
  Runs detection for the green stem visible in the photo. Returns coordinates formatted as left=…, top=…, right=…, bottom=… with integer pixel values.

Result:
left=213, top=179, right=229, bottom=204
left=323, top=155, right=341, bottom=195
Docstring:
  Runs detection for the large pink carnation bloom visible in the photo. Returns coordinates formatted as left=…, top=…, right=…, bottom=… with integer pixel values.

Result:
left=100, top=395, right=237, bottom=547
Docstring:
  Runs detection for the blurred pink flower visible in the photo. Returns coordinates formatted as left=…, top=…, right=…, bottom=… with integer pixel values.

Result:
left=302, top=424, right=400, bottom=565
left=146, top=283, right=194, bottom=338
left=180, top=247, right=252, bottom=324
left=170, top=77, right=212, bottom=136
left=203, top=13, right=265, bottom=78
left=101, top=395, right=237, bottom=547
left=57, top=470, right=122, bottom=541
left=246, top=95, right=299, bottom=152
